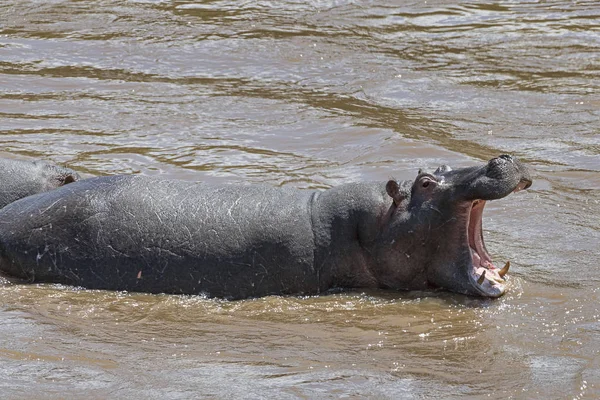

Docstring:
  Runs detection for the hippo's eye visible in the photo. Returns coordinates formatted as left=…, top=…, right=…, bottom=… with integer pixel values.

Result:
left=418, top=176, right=437, bottom=190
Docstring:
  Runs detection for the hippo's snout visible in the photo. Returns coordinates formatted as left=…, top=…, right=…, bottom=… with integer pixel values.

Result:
left=457, top=155, right=532, bottom=201
left=487, top=155, right=532, bottom=187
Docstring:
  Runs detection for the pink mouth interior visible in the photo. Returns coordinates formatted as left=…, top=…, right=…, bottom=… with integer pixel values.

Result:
left=463, top=180, right=528, bottom=296
left=467, top=200, right=506, bottom=294
left=469, top=200, right=495, bottom=269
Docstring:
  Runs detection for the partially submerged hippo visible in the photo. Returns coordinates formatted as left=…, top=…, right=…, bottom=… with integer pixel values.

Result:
left=0, top=157, right=80, bottom=209
left=0, top=155, right=531, bottom=299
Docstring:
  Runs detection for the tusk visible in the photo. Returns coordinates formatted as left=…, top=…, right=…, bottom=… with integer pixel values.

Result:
left=498, top=261, right=510, bottom=278
left=477, top=270, right=486, bottom=285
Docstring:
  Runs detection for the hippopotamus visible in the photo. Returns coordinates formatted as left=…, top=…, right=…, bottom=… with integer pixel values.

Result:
left=0, top=157, right=80, bottom=209
left=0, top=155, right=531, bottom=299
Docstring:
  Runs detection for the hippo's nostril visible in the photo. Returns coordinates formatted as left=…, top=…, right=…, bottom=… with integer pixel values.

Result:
left=499, top=154, right=513, bottom=163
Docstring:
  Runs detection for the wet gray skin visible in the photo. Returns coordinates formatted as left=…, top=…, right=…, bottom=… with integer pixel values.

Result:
left=0, top=155, right=531, bottom=299
left=0, top=158, right=80, bottom=209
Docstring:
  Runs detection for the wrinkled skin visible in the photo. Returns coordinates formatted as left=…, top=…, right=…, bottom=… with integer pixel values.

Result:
left=0, top=155, right=531, bottom=299
left=0, top=157, right=80, bottom=209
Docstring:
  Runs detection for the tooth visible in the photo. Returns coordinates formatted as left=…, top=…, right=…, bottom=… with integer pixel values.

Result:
left=477, top=270, right=486, bottom=285
left=498, top=261, right=510, bottom=278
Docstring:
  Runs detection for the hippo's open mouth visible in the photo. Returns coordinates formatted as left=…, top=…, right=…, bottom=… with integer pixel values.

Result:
left=466, top=180, right=530, bottom=297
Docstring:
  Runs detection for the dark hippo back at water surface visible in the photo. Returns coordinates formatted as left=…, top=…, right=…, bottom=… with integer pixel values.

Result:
left=0, top=0, right=599, bottom=399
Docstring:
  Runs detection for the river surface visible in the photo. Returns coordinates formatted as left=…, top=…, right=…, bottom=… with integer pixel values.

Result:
left=0, top=1, right=599, bottom=398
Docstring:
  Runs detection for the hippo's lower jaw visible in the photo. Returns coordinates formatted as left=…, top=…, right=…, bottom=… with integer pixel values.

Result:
left=466, top=181, right=529, bottom=297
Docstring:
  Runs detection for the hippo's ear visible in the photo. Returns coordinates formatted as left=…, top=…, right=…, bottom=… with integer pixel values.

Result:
left=59, top=172, right=80, bottom=186
left=63, top=175, right=75, bottom=184
left=435, top=165, right=452, bottom=174
left=386, top=180, right=404, bottom=207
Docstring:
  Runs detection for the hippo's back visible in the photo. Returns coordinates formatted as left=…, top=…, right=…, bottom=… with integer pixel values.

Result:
left=0, top=175, right=318, bottom=298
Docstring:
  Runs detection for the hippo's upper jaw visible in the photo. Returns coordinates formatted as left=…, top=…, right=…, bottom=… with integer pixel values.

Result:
left=381, top=155, right=532, bottom=298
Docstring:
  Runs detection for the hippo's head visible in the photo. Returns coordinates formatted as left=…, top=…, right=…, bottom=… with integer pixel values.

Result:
left=0, top=158, right=81, bottom=210
left=377, top=155, right=532, bottom=297
left=36, top=160, right=80, bottom=190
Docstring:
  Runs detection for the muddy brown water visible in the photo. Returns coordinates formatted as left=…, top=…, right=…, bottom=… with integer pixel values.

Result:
left=0, top=1, right=599, bottom=398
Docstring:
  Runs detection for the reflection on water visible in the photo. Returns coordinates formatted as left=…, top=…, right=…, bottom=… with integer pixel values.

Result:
left=0, top=0, right=599, bottom=398
left=1, top=280, right=597, bottom=398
